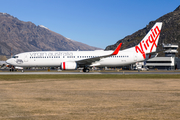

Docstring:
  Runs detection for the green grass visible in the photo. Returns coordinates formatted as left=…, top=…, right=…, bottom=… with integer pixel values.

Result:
left=0, top=74, right=180, bottom=80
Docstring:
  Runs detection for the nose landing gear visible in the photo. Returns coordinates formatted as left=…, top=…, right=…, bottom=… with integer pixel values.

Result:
left=9, top=65, right=15, bottom=72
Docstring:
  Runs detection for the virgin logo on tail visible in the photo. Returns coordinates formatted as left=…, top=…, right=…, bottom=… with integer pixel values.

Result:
left=135, top=24, right=162, bottom=59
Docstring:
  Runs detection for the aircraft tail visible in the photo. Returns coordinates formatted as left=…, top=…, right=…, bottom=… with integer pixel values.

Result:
left=135, top=22, right=162, bottom=59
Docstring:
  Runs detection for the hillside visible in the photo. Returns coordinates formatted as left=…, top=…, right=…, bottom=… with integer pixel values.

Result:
left=0, top=13, right=101, bottom=56
left=105, top=5, right=180, bottom=57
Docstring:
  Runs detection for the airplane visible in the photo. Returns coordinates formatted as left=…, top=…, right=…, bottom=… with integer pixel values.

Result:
left=6, top=22, right=162, bottom=72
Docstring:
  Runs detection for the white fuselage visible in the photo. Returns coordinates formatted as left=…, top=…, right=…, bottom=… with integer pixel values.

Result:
left=6, top=47, right=144, bottom=68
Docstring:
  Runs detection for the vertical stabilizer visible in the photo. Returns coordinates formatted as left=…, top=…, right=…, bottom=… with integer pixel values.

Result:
left=135, top=22, right=162, bottom=59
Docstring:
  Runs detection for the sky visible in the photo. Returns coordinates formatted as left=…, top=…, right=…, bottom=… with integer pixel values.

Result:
left=0, top=0, right=180, bottom=49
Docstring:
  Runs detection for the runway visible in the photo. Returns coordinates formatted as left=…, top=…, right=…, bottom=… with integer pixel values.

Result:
left=0, top=71, right=180, bottom=75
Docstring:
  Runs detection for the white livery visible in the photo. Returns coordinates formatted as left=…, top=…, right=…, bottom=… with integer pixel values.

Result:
left=6, top=22, right=162, bottom=72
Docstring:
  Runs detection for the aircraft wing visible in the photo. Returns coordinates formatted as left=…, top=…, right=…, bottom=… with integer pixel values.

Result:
left=76, top=43, right=122, bottom=66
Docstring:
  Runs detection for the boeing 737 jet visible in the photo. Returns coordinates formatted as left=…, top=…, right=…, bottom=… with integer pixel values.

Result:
left=6, top=22, right=162, bottom=72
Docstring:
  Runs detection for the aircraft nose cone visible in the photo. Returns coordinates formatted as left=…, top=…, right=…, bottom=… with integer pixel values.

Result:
left=6, top=58, right=12, bottom=64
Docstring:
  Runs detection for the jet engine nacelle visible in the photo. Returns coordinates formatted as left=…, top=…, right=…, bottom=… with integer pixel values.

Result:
left=61, top=61, right=77, bottom=70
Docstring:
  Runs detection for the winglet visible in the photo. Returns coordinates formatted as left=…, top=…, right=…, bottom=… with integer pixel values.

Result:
left=111, top=43, right=122, bottom=55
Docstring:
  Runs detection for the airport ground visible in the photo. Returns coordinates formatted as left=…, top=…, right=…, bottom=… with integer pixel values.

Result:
left=0, top=74, right=180, bottom=120
left=1, top=69, right=180, bottom=74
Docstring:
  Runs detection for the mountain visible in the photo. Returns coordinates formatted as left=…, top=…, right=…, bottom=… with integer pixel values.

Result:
left=105, top=5, right=180, bottom=57
left=0, top=13, right=101, bottom=56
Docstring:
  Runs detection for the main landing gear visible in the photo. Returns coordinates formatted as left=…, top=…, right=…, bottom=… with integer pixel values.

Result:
left=82, top=68, right=90, bottom=73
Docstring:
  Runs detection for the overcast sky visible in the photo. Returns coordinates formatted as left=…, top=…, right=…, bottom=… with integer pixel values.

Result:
left=0, top=0, right=179, bottom=49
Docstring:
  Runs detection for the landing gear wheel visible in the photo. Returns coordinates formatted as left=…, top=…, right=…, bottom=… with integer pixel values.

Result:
left=10, top=68, right=14, bottom=72
left=83, top=68, right=90, bottom=73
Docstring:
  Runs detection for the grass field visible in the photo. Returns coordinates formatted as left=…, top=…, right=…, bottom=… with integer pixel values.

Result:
left=0, top=74, right=180, bottom=119
left=0, top=74, right=180, bottom=80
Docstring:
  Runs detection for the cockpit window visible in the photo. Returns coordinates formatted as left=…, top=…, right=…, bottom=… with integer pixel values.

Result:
left=12, top=56, right=18, bottom=58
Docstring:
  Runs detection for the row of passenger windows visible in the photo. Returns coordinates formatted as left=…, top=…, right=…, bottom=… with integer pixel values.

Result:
left=30, top=55, right=129, bottom=59
left=110, top=56, right=129, bottom=58
left=77, top=56, right=129, bottom=58
left=30, top=56, right=61, bottom=59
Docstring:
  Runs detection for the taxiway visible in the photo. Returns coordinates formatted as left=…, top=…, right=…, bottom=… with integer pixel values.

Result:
left=0, top=71, right=180, bottom=75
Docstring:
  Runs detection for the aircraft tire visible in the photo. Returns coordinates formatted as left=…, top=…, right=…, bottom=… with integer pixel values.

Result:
left=83, top=68, right=89, bottom=73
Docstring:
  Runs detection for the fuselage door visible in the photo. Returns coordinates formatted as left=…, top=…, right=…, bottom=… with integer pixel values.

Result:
left=24, top=55, right=28, bottom=62
left=134, top=51, right=137, bottom=61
